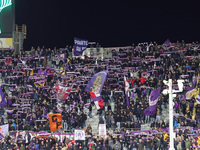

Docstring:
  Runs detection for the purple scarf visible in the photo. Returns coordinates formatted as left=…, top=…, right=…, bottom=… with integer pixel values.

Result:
left=174, top=103, right=179, bottom=108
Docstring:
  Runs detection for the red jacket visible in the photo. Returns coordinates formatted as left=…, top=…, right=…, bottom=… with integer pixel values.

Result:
left=139, top=77, right=146, bottom=84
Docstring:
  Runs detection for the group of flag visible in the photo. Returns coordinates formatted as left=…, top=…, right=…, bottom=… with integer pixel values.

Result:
left=2, top=68, right=200, bottom=133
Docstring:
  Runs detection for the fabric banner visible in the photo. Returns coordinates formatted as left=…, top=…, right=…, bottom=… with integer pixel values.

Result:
left=89, top=91, right=104, bottom=109
left=144, top=88, right=161, bottom=116
left=0, top=87, right=6, bottom=107
left=85, top=70, right=107, bottom=109
left=48, top=114, right=62, bottom=132
left=53, top=85, right=72, bottom=101
left=85, top=70, right=108, bottom=94
left=0, top=124, right=9, bottom=141
left=124, top=76, right=130, bottom=106
left=74, top=37, right=88, bottom=56
left=99, top=124, right=106, bottom=136
left=9, top=131, right=76, bottom=142
left=74, top=129, right=85, bottom=140
left=185, top=88, right=195, bottom=100
left=180, top=87, right=195, bottom=101
left=0, top=124, right=9, bottom=137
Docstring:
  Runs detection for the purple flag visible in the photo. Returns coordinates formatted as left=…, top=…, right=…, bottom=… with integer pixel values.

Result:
left=38, top=70, right=47, bottom=76
left=144, top=88, right=161, bottom=116
left=0, top=88, right=6, bottom=107
left=131, top=92, right=134, bottom=98
left=85, top=70, right=108, bottom=94
left=74, top=37, right=88, bottom=56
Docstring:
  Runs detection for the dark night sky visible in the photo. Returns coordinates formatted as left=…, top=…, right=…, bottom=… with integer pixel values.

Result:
left=15, top=0, right=200, bottom=50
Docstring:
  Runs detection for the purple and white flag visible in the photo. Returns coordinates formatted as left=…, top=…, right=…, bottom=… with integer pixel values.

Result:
left=74, top=37, right=88, bottom=56
left=124, top=76, right=130, bottom=106
left=85, top=70, right=108, bottom=109
left=0, top=88, right=6, bottom=107
left=85, top=70, right=108, bottom=94
left=144, top=88, right=161, bottom=116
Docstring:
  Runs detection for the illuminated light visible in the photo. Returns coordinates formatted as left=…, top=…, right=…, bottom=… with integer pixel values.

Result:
left=0, top=0, right=12, bottom=12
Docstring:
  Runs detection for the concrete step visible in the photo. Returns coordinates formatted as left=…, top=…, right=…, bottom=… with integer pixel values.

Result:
left=86, top=105, right=100, bottom=134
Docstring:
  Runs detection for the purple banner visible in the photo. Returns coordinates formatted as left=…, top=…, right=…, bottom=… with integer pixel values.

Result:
left=144, top=88, right=161, bottom=116
left=74, top=37, right=88, bottom=56
left=85, top=70, right=108, bottom=94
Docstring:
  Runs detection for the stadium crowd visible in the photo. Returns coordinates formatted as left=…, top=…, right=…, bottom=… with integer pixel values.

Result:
left=0, top=40, right=200, bottom=149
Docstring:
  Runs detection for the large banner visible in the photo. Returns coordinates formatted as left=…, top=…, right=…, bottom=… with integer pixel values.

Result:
left=9, top=131, right=75, bottom=142
left=74, top=129, right=85, bottom=140
left=85, top=70, right=108, bottom=109
left=48, top=113, right=62, bottom=132
left=8, top=131, right=92, bottom=142
left=0, top=38, right=13, bottom=48
left=74, top=37, right=88, bottom=56
left=99, top=124, right=106, bottom=136
left=85, top=70, right=108, bottom=94
left=144, top=88, right=161, bottom=116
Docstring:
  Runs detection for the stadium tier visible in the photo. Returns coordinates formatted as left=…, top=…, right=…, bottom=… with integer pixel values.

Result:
left=0, top=40, right=200, bottom=149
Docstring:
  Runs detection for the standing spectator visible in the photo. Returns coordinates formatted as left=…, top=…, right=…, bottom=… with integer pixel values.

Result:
left=138, top=139, right=144, bottom=150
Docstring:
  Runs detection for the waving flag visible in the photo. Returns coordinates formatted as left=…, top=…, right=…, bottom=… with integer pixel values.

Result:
left=89, top=91, right=104, bottom=109
left=0, top=88, right=6, bottom=107
left=74, top=37, right=88, bottom=56
left=124, top=76, right=130, bottom=106
left=48, top=114, right=62, bottom=132
left=85, top=70, right=108, bottom=110
left=54, top=85, right=72, bottom=101
left=0, top=124, right=9, bottom=137
left=144, top=88, right=161, bottom=116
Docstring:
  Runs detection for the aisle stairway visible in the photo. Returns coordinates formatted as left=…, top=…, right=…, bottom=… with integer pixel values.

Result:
left=85, top=102, right=115, bottom=135
left=161, top=104, right=169, bottom=121
left=86, top=107, right=99, bottom=135
left=84, top=100, right=158, bottom=134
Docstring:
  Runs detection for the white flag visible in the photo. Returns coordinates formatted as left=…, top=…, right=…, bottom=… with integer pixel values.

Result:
left=124, top=76, right=130, bottom=96
left=0, top=124, right=9, bottom=136
left=74, top=130, right=85, bottom=140
left=53, top=85, right=72, bottom=100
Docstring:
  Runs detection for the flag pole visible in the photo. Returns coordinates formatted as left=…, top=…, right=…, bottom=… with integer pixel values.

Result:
left=168, top=79, right=174, bottom=150
left=16, top=109, right=19, bottom=140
